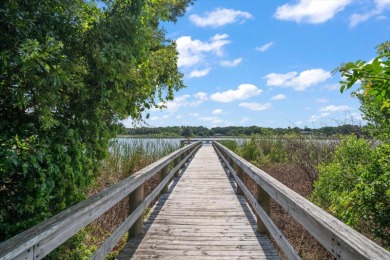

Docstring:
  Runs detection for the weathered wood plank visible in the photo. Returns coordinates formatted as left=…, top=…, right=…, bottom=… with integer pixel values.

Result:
left=125, top=146, right=279, bottom=259
left=132, top=249, right=278, bottom=257
left=214, top=141, right=390, bottom=260
left=90, top=145, right=200, bottom=260
left=215, top=145, right=300, bottom=259
left=130, top=257, right=270, bottom=260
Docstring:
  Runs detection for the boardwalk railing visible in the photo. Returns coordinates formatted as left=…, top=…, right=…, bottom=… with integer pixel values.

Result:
left=0, top=141, right=202, bottom=260
left=213, top=141, right=390, bottom=260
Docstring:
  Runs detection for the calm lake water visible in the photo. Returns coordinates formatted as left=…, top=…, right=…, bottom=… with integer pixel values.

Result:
left=116, top=137, right=181, bottom=146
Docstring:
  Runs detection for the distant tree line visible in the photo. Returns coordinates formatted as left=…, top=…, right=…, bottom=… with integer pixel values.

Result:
left=125, top=124, right=368, bottom=138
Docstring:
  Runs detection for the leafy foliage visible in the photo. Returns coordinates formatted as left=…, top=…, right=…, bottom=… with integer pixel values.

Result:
left=0, top=0, right=191, bottom=243
left=337, top=41, right=390, bottom=107
left=311, top=136, right=390, bottom=248
left=316, top=41, right=390, bottom=250
left=336, top=41, right=390, bottom=140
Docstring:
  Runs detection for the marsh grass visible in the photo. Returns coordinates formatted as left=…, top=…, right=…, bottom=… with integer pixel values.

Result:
left=81, top=138, right=179, bottom=258
left=236, top=135, right=338, bottom=187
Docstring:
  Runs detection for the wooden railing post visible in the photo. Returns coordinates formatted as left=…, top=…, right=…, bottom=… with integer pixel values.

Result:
left=236, top=166, right=245, bottom=196
left=128, top=184, right=144, bottom=239
left=223, top=151, right=231, bottom=177
left=174, top=157, right=180, bottom=177
left=160, top=165, right=169, bottom=193
left=256, top=184, right=271, bottom=234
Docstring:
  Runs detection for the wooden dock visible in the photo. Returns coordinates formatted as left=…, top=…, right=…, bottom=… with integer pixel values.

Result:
left=121, top=145, right=279, bottom=259
left=3, top=141, right=389, bottom=260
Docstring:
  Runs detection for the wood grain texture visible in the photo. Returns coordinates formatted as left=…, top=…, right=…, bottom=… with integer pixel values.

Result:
left=214, top=145, right=300, bottom=260
left=213, top=141, right=390, bottom=260
left=90, top=145, right=200, bottom=260
left=125, top=145, right=279, bottom=259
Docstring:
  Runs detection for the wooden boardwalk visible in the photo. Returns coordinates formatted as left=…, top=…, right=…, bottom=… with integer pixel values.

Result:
left=120, top=145, right=279, bottom=259
left=3, top=142, right=389, bottom=259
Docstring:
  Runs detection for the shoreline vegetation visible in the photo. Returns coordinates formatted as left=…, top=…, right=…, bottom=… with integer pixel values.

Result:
left=83, top=132, right=388, bottom=259
left=82, top=134, right=386, bottom=259
left=67, top=139, right=180, bottom=259
left=2, top=0, right=389, bottom=258
left=219, top=135, right=389, bottom=257
left=119, top=124, right=367, bottom=139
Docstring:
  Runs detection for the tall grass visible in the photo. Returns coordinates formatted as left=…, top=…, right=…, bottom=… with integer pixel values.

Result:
left=224, top=135, right=339, bottom=188
left=84, top=138, right=179, bottom=258
left=92, top=139, right=179, bottom=192
left=46, top=139, right=180, bottom=259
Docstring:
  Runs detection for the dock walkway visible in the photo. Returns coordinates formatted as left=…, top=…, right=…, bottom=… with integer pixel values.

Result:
left=2, top=142, right=389, bottom=259
left=122, top=145, right=279, bottom=259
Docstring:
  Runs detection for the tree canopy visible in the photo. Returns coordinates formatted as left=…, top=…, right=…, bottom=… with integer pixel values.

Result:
left=0, top=0, right=192, bottom=241
left=314, top=41, right=390, bottom=248
left=336, top=41, right=390, bottom=140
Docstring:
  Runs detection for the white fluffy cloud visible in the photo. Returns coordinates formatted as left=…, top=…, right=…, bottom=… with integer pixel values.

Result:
left=176, top=34, right=231, bottom=68
left=160, top=95, right=190, bottom=111
left=200, top=116, right=223, bottom=124
left=239, top=102, right=272, bottom=111
left=274, top=0, right=352, bottom=24
left=212, top=109, right=223, bottom=115
left=211, top=84, right=262, bottom=103
left=310, top=104, right=351, bottom=122
left=159, top=93, right=208, bottom=111
left=256, top=41, right=274, bottom=52
left=271, top=94, right=286, bottom=101
left=189, top=68, right=211, bottom=78
left=194, top=92, right=208, bottom=101
left=189, top=8, right=253, bottom=27
left=349, top=0, right=390, bottom=27
left=264, top=68, right=331, bottom=91
left=319, top=105, right=350, bottom=113
left=219, top=58, right=242, bottom=67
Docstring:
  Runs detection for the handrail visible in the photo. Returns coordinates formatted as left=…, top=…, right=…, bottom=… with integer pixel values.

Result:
left=213, top=141, right=390, bottom=260
left=0, top=141, right=202, bottom=260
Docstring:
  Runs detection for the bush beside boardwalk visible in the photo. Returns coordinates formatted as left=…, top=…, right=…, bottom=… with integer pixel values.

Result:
left=220, top=134, right=389, bottom=259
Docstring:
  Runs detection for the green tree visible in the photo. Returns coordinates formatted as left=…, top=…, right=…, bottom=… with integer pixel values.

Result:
left=314, top=41, right=390, bottom=249
left=311, top=136, right=390, bottom=248
left=336, top=41, right=390, bottom=140
left=181, top=126, right=191, bottom=138
left=0, top=0, right=192, bottom=241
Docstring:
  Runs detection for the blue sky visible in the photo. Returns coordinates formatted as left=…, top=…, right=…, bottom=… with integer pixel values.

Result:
left=124, top=0, right=390, bottom=129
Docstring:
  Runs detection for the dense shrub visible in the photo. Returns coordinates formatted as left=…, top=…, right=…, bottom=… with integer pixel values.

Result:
left=311, top=135, right=390, bottom=248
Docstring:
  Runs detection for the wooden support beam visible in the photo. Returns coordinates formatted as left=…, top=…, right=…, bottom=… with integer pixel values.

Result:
left=160, top=165, right=169, bottom=193
left=256, top=184, right=271, bottom=234
left=236, top=166, right=245, bottom=196
left=174, top=157, right=180, bottom=177
left=128, top=185, right=144, bottom=238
